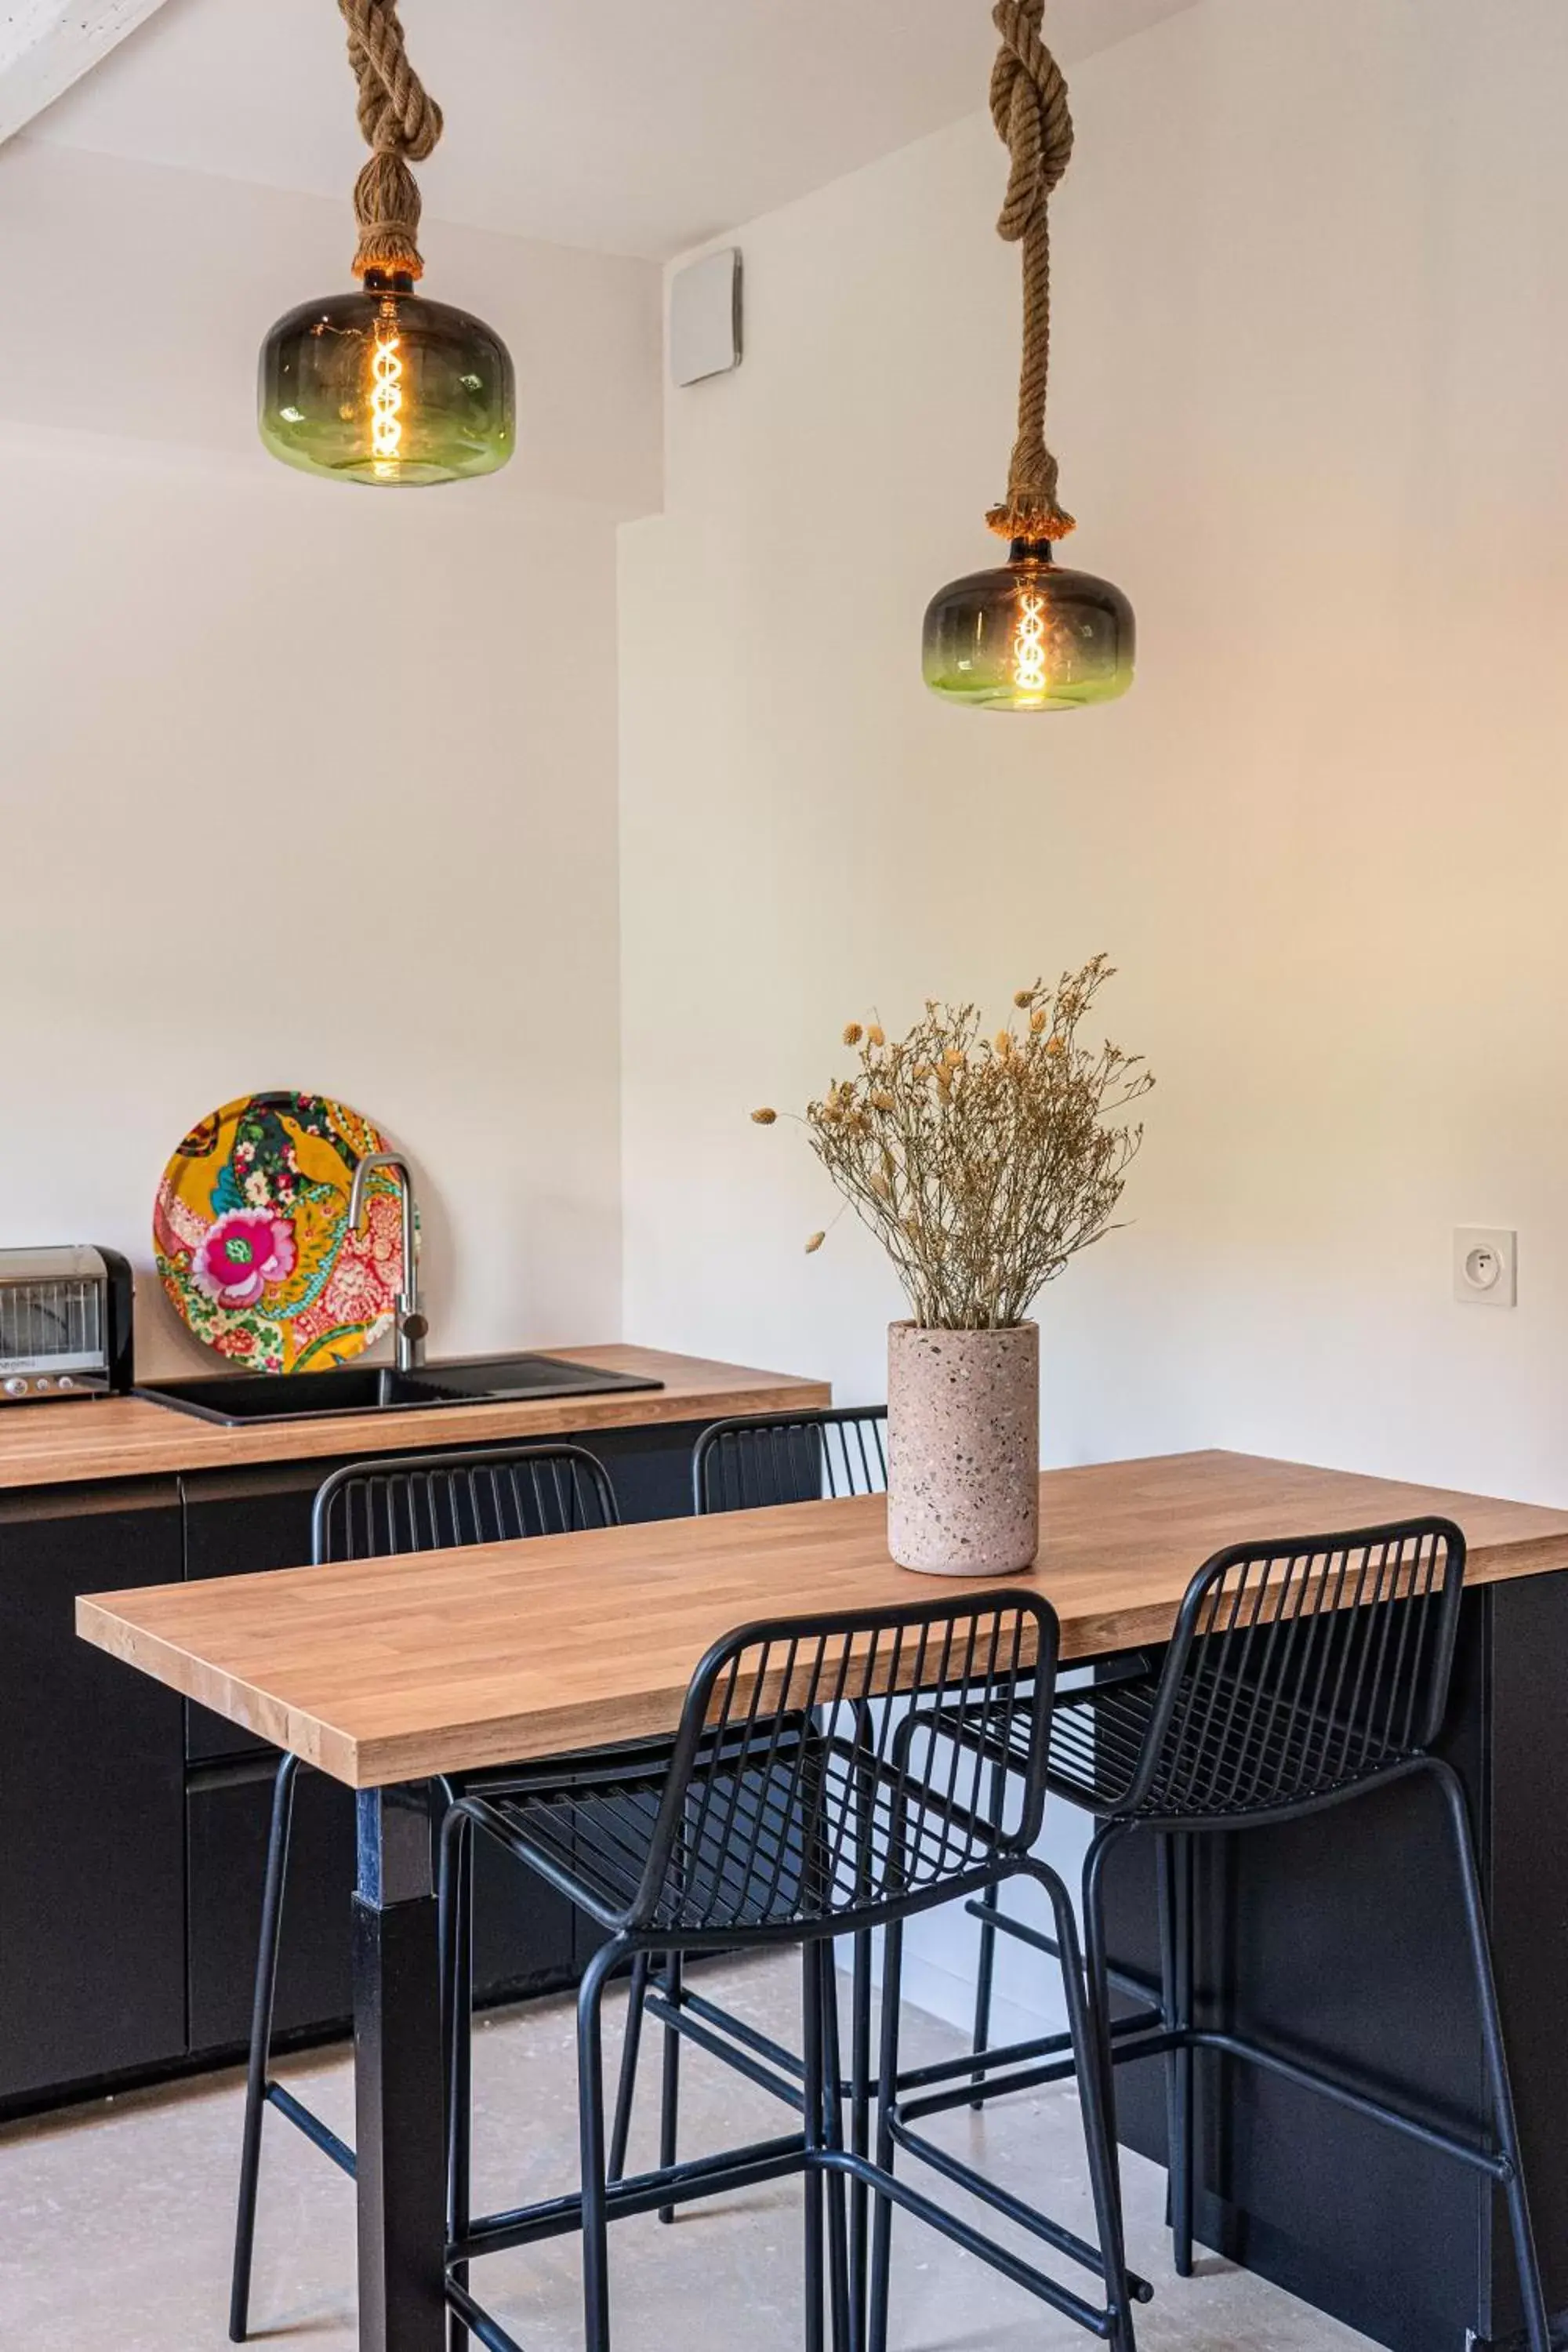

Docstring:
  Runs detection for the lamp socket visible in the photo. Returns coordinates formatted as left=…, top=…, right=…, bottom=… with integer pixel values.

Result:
left=1453, top=1228, right=1517, bottom=1308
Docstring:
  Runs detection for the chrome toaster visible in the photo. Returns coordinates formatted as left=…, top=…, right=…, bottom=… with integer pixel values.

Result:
left=0, top=1246, right=135, bottom=1402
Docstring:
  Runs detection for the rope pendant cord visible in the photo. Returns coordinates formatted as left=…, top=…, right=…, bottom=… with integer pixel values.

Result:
left=337, top=0, right=444, bottom=281
left=986, top=0, right=1076, bottom=543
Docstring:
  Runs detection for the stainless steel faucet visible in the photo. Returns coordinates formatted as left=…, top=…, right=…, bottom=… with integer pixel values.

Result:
left=347, top=1151, right=427, bottom=1373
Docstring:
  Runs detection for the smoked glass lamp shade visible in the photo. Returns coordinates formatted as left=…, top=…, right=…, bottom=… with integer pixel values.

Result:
left=258, top=275, right=514, bottom=486
left=923, top=539, right=1135, bottom=711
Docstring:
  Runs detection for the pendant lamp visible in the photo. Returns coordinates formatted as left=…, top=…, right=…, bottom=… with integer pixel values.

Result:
left=259, top=0, right=514, bottom=486
left=923, top=1, right=1134, bottom=710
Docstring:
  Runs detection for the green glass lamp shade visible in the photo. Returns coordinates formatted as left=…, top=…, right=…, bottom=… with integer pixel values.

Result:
left=923, top=539, right=1134, bottom=711
left=259, top=275, right=514, bottom=486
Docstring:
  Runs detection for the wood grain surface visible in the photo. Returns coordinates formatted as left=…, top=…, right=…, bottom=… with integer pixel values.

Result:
left=77, top=1450, right=1568, bottom=1789
left=0, top=1346, right=830, bottom=1491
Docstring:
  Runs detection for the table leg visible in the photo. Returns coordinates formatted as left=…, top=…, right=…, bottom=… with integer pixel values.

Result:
left=354, top=1787, right=448, bottom=2352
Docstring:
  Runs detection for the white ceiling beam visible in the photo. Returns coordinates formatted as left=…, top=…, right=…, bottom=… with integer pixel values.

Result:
left=0, top=0, right=172, bottom=146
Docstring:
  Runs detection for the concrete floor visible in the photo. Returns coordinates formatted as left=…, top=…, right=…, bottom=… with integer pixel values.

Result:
left=0, top=1955, right=1374, bottom=2352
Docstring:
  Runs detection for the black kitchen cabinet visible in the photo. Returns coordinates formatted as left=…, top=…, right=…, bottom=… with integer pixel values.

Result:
left=181, top=1456, right=578, bottom=2053
left=187, top=1759, right=574, bottom=2054
left=571, top=1420, right=707, bottom=1522
left=0, top=1415, right=715, bottom=2114
left=0, top=1479, right=186, bottom=2103
left=177, top=1436, right=703, bottom=2058
left=187, top=1759, right=356, bottom=2053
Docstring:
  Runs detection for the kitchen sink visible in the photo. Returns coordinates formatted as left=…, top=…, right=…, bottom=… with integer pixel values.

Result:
left=135, top=1352, right=664, bottom=1427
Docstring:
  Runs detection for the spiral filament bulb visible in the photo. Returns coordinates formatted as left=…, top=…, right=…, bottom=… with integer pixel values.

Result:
left=1011, top=584, right=1048, bottom=702
left=370, top=322, right=405, bottom=477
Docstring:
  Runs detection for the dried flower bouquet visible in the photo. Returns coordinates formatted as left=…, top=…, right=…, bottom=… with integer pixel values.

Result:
left=754, top=955, right=1152, bottom=1331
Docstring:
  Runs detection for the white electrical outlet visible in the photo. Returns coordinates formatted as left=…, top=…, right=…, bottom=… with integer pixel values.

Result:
left=1453, top=1228, right=1517, bottom=1308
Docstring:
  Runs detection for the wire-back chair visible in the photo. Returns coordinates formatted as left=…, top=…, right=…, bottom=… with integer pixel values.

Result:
left=694, top=1406, right=889, bottom=1514
left=485, top=1592, right=1051, bottom=1939
left=612, top=1406, right=889, bottom=2205
left=960, top=1515, right=1548, bottom=2352
left=314, top=1443, right=615, bottom=1563
left=442, top=1588, right=1140, bottom=2352
left=1050, top=1515, right=1463, bottom=1822
left=229, top=1442, right=618, bottom=2343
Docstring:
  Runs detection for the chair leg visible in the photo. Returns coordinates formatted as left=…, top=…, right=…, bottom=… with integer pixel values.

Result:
left=801, top=1942, right=827, bottom=2352
left=656, top=1950, right=683, bottom=2225
left=1428, top=1760, right=1551, bottom=2352
left=815, top=1941, right=855, bottom=2352
left=848, top=1706, right=877, bottom=2292
left=969, top=1759, right=1007, bottom=2103
left=440, top=1809, right=474, bottom=2352
left=1156, top=1833, right=1196, bottom=2278
left=577, top=1940, right=624, bottom=2352
left=849, top=1929, right=873, bottom=2339
left=1171, top=1834, right=1196, bottom=2278
left=1039, top=1857, right=1138, bottom=2352
left=1082, top=1823, right=1131, bottom=2152
left=866, top=1917, right=904, bottom=2352
left=229, top=1752, right=299, bottom=2345
left=608, top=1951, right=652, bottom=2183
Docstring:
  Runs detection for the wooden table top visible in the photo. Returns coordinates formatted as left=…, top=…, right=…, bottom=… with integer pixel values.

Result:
left=0, top=1345, right=829, bottom=1491
left=77, top=1448, right=1568, bottom=1789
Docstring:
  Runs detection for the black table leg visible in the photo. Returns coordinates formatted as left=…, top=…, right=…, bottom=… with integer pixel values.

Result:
left=354, top=1786, right=448, bottom=2352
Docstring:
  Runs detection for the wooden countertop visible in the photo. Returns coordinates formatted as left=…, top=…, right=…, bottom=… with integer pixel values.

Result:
left=78, top=1448, right=1568, bottom=1788
left=0, top=1346, right=830, bottom=1491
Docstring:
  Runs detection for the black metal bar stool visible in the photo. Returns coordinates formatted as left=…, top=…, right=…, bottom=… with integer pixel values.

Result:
left=608, top=1406, right=889, bottom=2215
left=441, top=1588, right=1142, bottom=2352
left=228, top=1442, right=619, bottom=2343
left=956, top=1515, right=1550, bottom=2352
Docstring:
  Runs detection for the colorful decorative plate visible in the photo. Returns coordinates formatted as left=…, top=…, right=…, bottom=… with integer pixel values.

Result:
left=153, top=1091, right=412, bottom=1374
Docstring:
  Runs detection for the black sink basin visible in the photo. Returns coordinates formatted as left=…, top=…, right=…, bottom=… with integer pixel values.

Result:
left=136, top=1353, right=664, bottom=1428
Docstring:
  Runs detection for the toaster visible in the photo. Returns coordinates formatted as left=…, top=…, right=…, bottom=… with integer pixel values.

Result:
left=0, top=1246, right=135, bottom=1402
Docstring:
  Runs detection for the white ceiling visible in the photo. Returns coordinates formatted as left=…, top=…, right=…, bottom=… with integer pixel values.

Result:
left=27, top=0, right=1200, bottom=260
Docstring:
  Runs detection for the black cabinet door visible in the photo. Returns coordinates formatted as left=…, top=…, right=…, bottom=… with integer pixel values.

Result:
left=187, top=1761, right=358, bottom=2054
left=0, top=1478, right=186, bottom=2103
left=472, top=1824, right=575, bottom=2007
left=187, top=1762, right=575, bottom=2056
left=180, top=1459, right=583, bottom=2045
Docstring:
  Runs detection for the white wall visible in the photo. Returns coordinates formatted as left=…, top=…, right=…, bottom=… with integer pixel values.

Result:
left=618, top=0, right=1568, bottom=2025
left=0, top=139, right=661, bottom=1375
left=620, top=0, right=1568, bottom=1500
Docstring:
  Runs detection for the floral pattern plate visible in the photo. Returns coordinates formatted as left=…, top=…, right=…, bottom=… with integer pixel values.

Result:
left=153, top=1091, right=411, bottom=1374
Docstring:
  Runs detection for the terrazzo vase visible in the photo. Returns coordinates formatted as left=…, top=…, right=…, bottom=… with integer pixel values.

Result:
left=886, top=1321, right=1040, bottom=1575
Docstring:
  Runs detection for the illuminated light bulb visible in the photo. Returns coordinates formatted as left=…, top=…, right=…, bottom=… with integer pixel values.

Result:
left=259, top=272, right=514, bottom=487
left=922, top=540, right=1134, bottom=712
left=1011, top=583, right=1049, bottom=703
left=370, top=319, right=405, bottom=477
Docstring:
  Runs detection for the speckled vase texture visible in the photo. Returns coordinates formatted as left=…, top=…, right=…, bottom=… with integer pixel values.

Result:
left=886, top=1320, right=1040, bottom=1576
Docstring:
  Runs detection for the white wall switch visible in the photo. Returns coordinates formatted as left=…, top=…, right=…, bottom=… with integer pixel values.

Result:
left=1453, top=1228, right=1517, bottom=1308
